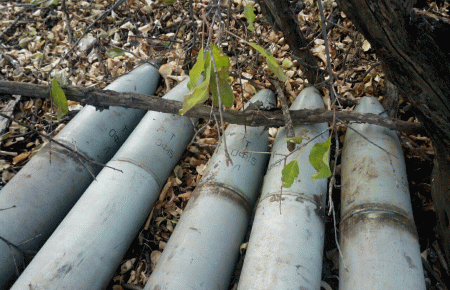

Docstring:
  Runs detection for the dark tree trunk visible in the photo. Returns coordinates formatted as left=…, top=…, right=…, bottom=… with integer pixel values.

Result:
left=336, top=0, right=450, bottom=259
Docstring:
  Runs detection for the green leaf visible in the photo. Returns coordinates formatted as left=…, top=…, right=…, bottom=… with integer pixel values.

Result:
left=210, top=69, right=234, bottom=108
left=244, top=4, right=256, bottom=32
left=164, top=0, right=177, bottom=5
left=27, top=27, right=37, bottom=36
left=51, top=79, right=68, bottom=120
left=105, top=47, right=124, bottom=58
left=155, top=217, right=165, bottom=227
left=32, top=53, right=43, bottom=61
left=285, top=135, right=303, bottom=144
left=249, top=43, right=287, bottom=82
left=309, top=137, right=332, bottom=181
left=42, top=0, right=58, bottom=7
left=281, top=160, right=299, bottom=188
left=180, top=61, right=212, bottom=115
left=19, top=37, right=33, bottom=48
left=211, top=43, right=229, bottom=70
left=188, top=47, right=205, bottom=91
left=282, top=58, right=293, bottom=69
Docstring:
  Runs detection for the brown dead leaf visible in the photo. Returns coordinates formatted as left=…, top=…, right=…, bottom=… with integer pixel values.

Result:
left=242, top=82, right=256, bottom=98
left=362, top=39, right=371, bottom=52
left=188, top=146, right=200, bottom=154
left=198, top=137, right=217, bottom=145
left=2, top=170, right=15, bottom=183
left=127, top=270, right=137, bottom=284
left=159, top=179, right=174, bottom=201
left=173, top=165, right=183, bottom=179
left=160, top=232, right=170, bottom=240
left=166, top=220, right=174, bottom=232
left=196, top=164, right=207, bottom=175
left=176, top=191, right=192, bottom=201
left=159, top=241, right=167, bottom=250
left=311, top=39, right=327, bottom=64
left=151, top=251, right=162, bottom=268
left=120, top=258, right=136, bottom=274
left=189, top=157, right=206, bottom=167
left=12, top=152, right=30, bottom=164
left=159, top=63, right=173, bottom=77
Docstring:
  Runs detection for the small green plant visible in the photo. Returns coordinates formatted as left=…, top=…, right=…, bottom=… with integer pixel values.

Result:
left=249, top=43, right=287, bottom=82
left=309, top=137, right=332, bottom=181
left=179, top=43, right=234, bottom=115
left=244, top=4, right=256, bottom=32
left=280, top=136, right=332, bottom=188
left=182, top=11, right=329, bottom=185
left=51, top=78, right=68, bottom=120
left=281, top=160, right=299, bottom=188
left=164, top=0, right=177, bottom=5
left=105, top=47, right=124, bottom=58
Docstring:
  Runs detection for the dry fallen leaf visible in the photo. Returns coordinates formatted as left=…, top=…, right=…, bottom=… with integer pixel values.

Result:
left=120, top=258, right=136, bottom=274
left=150, top=251, right=162, bottom=268
left=177, top=191, right=192, bottom=201
left=311, top=41, right=327, bottom=64
left=159, top=63, right=173, bottom=78
left=362, top=39, right=371, bottom=52
left=2, top=170, right=15, bottom=183
left=12, top=152, right=30, bottom=164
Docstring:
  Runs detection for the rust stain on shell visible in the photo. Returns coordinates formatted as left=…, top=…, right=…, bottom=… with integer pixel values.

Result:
left=184, top=182, right=252, bottom=216
left=341, top=204, right=419, bottom=244
left=39, top=141, right=98, bottom=171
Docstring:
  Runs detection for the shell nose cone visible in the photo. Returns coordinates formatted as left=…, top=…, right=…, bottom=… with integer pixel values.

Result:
left=291, top=86, right=324, bottom=110
left=355, top=96, right=387, bottom=116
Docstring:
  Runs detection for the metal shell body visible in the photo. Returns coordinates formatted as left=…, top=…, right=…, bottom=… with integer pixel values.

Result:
left=0, top=63, right=160, bottom=289
left=10, top=79, right=196, bottom=289
left=339, top=96, right=425, bottom=289
left=144, top=89, right=275, bottom=290
left=237, top=87, right=328, bottom=290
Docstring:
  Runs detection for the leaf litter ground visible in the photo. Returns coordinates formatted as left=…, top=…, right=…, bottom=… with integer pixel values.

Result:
left=0, top=0, right=448, bottom=289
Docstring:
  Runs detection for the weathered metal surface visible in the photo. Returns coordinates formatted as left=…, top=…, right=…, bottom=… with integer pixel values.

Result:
left=339, top=96, right=425, bottom=290
left=237, top=87, right=328, bottom=290
left=0, top=63, right=160, bottom=289
left=10, top=79, right=196, bottom=290
left=144, top=89, right=275, bottom=290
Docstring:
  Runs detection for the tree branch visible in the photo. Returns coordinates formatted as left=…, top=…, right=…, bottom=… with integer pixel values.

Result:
left=0, top=80, right=424, bottom=134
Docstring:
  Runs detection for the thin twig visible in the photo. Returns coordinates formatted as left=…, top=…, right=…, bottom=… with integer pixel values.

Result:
left=187, top=119, right=213, bottom=149
left=0, top=236, right=34, bottom=254
left=317, top=0, right=336, bottom=103
left=271, top=79, right=295, bottom=152
left=343, top=121, right=398, bottom=159
left=209, top=38, right=232, bottom=164
left=61, top=0, right=74, bottom=44
left=0, top=13, right=23, bottom=40
left=0, top=205, right=16, bottom=211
